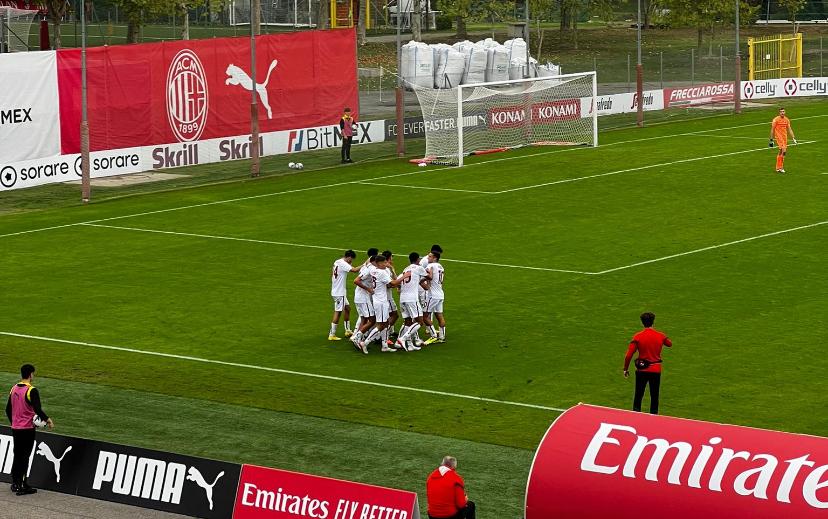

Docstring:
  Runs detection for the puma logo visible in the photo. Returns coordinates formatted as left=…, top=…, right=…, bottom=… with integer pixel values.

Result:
left=186, top=466, right=224, bottom=510
left=36, top=443, right=72, bottom=483
left=225, top=60, right=279, bottom=119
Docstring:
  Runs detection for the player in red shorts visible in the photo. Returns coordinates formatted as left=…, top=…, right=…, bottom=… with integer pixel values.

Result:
left=769, top=107, right=797, bottom=173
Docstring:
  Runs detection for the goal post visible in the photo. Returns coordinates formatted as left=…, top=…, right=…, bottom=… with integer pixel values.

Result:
left=0, top=7, right=38, bottom=53
left=412, top=71, right=598, bottom=166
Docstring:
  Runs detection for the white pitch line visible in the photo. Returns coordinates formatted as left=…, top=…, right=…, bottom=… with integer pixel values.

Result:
left=0, top=331, right=567, bottom=413
left=592, top=220, right=828, bottom=275
left=81, top=223, right=345, bottom=252
left=354, top=181, right=494, bottom=194
left=495, top=141, right=817, bottom=194
left=83, top=222, right=591, bottom=274
left=701, top=135, right=769, bottom=140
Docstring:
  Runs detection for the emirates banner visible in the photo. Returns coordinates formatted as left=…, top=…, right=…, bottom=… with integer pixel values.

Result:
left=233, top=464, right=421, bottom=519
left=56, top=30, right=358, bottom=153
left=526, top=404, right=828, bottom=519
left=0, top=51, right=61, bottom=163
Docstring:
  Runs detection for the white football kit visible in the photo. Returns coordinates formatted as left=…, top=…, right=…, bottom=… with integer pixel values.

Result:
left=331, top=258, right=352, bottom=312
left=353, top=263, right=375, bottom=318
left=370, top=266, right=392, bottom=323
left=385, top=266, right=398, bottom=312
left=418, top=257, right=430, bottom=308
left=426, top=262, right=444, bottom=313
left=398, top=264, right=427, bottom=319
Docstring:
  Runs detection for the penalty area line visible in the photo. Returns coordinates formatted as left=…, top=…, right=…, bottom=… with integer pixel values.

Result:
left=0, top=331, right=567, bottom=413
left=592, top=220, right=828, bottom=275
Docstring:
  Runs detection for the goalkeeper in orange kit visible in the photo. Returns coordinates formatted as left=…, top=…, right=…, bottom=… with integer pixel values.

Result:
left=769, top=107, right=797, bottom=173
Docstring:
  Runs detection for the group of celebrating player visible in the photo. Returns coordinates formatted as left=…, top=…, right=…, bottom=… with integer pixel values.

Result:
left=330, top=245, right=446, bottom=354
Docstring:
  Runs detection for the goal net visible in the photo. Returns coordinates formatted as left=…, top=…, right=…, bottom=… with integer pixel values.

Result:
left=0, top=7, right=37, bottom=53
left=227, top=0, right=315, bottom=27
left=412, top=72, right=597, bottom=166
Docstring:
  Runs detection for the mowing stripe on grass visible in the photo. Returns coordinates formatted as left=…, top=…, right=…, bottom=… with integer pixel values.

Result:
left=495, top=141, right=818, bottom=194
left=81, top=223, right=593, bottom=274
left=592, top=220, right=828, bottom=275
left=2, top=117, right=825, bottom=242
left=0, top=331, right=568, bottom=413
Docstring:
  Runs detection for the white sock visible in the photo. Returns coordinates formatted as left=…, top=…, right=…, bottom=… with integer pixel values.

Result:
left=404, top=323, right=420, bottom=340
left=439, top=326, right=445, bottom=340
left=344, top=321, right=352, bottom=332
left=428, top=325, right=437, bottom=337
left=397, top=325, right=409, bottom=341
left=364, top=328, right=381, bottom=344
left=329, top=323, right=337, bottom=336
left=355, top=317, right=363, bottom=331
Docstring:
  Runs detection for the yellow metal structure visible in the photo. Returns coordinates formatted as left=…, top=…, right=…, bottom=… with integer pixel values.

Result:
left=748, top=33, right=803, bottom=80
left=330, top=0, right=372, bottom=29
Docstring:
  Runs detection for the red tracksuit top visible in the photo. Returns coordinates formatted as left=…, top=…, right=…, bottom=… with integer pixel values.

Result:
left=426, top=466, right=467, bottom=518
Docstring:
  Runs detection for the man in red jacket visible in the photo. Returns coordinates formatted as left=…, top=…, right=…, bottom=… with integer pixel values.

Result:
left=623, top=312, right=672, bottom=414
left=426, top=456, right=475, bottom=519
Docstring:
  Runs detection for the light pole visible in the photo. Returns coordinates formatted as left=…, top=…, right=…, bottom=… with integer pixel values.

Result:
left=250, top=0, right=260, bottom=177
left=524, top=0, right=530, bottom=78
left=80, top=0, right=91, bottom=202
left=734, top=0, right=741, bottom=114
left=636, top=0, right=643, bottom=127
left=395, top=5, right=404, bottom=157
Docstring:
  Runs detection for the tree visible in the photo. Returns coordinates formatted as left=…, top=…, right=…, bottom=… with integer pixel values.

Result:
left=317, top=0, right=329, bottom=29
left=44, top=0, right=70, bottom=48
left=412, top=0, right=422, bottom=41
left=666, top=0, right=732, bottom=49
left=779, top=0, right=806, bottom=29
left=437, top=0, right=472, bottom=39
left=357, top=0, right=366, bottom=45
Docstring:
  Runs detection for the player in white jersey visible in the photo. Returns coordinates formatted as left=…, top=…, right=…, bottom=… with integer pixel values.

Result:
left=395, top=252, right=432, bottom=351
left=359, top=255, right=404, bottom=353
left=381, top=250, right=400, bottom=347
left=329, top=250, right=360, bottom=341
left=351, top=249, right=379, bottom=349
left=417, top=245, right=442, bottom=337
left=423, top=251, right=446, bottom=344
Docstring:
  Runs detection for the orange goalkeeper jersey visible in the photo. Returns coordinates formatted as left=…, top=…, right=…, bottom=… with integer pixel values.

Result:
left=772, top=115, right=790, bottom=144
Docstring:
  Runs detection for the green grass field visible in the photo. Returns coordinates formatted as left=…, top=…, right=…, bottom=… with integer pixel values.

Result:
left=1, top=100, right=826, bottom=518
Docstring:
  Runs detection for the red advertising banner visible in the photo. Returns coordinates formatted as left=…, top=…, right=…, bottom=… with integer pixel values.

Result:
left=663, top=82, right=734, bottom=107
left=233, top=464, right=420, bottom=519
left=56, top=29, right=358, bottom=153
left=526, top=404, right=828, bottom=519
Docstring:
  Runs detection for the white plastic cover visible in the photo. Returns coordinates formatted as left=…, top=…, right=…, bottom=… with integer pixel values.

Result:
left=462, top=44, right=488, bottom=85
left=401, top=40, right=434, bottom=89
left=435, top=48, right=465, bottom=88
left=485, top=46, right=510, bottom=82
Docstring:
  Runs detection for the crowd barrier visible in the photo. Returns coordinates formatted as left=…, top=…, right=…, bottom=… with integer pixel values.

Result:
left=0, top=425, right=420, bottom=518
left=526, top=404, right=828, bottom=519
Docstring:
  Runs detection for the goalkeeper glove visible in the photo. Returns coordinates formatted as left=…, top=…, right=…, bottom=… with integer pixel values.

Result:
left=768, top=139, right=774, bottom=148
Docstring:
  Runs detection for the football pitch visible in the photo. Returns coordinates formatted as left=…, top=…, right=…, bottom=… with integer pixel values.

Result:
left=1, top=100, right=826, bottom=518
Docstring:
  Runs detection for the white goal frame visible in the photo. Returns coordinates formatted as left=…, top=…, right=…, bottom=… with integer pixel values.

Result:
left=413, top=71, right=598, bottom=167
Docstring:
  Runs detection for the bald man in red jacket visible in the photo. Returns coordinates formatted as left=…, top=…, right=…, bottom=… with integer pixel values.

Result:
left=426, top=456, right=476, bottom=519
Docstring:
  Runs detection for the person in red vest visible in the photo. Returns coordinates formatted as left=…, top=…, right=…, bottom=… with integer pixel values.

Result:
left=426, top=456, right=476, bottom=519
left=5, top=364, right=53, bottom=495
left=623, top=312, right=673, bottom=414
